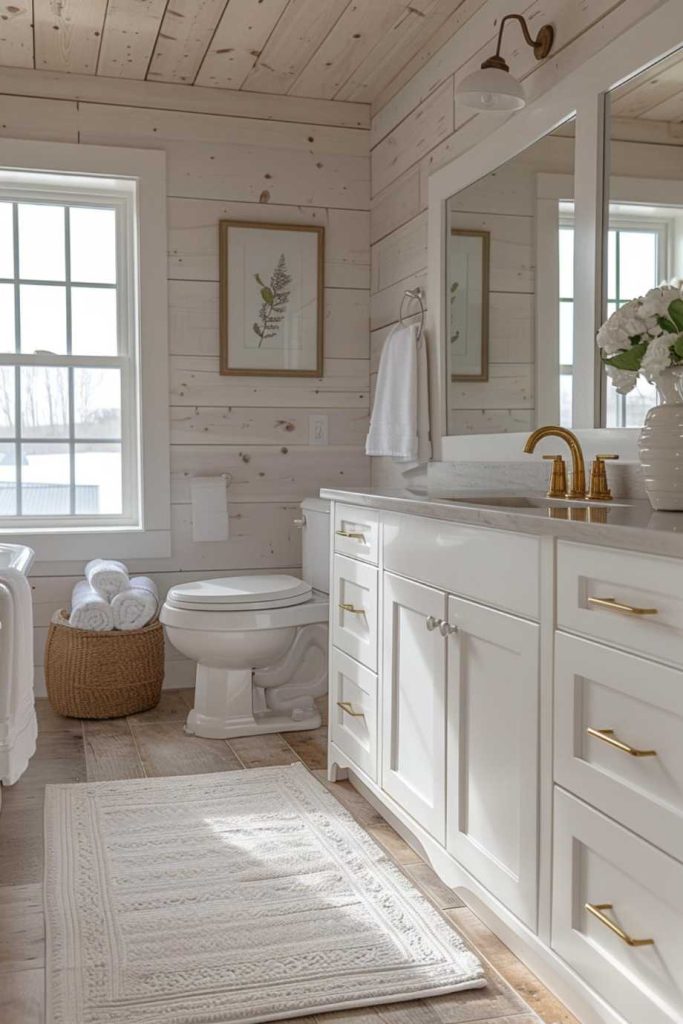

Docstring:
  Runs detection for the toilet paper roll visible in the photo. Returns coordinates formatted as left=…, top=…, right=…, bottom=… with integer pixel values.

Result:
left=191, top=476, right=230, bottom=542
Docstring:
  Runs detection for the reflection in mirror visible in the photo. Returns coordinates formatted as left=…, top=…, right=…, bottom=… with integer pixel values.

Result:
left=445, top=119, right=575, bottom=435
left=603, top=48, right=683, bottom=428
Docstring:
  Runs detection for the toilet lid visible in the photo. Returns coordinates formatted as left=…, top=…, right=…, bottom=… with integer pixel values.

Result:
left=166, top=574, right=312, bottom=610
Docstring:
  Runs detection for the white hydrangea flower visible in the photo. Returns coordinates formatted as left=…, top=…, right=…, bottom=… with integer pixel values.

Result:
left=640, top=286, right=682, bottom=321
left=641, top=332, right=678, bottom=381
left=605, top=365, right=637, bottom=395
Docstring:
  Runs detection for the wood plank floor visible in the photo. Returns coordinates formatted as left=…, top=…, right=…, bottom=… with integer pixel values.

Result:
left=0, top=693, right=579, bottom=1024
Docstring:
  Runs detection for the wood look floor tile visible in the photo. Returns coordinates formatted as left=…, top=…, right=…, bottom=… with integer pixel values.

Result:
left=402, top=861, right=465, bottom=909
left=445, top=909, right=579, bottom=1024
left=126, top=690, right=192, bottom=724
left=285, top=727, right=328, bottom=769
left=9, top=733, right=86, bottom=807
left=0, top=801, right=44, bottom=886
left=83, top=719, right=145, bottom=782
left=317, top=775, right=385, bottom=826
left=365, top=823, right=423, bottom=865
left=34, top=700, right=83, bottom=737
left=426, top=967, right=528, bottom=1023
left=0, top=967, right=44, bottom=1023
left=0, top=883, right=44, bottom=973
left=227, top=732, right=301, bottom=768
left=129, top=721, right=242, bottom=777
left=178, top=687, right=196, bottom=708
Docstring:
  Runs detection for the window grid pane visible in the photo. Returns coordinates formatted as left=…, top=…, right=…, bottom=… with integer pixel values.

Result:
left=0, top=197, right=124, bottom=519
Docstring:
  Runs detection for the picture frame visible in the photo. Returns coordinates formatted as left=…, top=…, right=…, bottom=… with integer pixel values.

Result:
left=219, top=220, right=324, bottom=377
left=447, top=228, right=490, bottom=382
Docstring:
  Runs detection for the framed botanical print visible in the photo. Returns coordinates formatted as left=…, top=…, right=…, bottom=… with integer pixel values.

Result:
left=447, top=228, right=490, bottom=381
left=219, top=220, right=324, bottom=377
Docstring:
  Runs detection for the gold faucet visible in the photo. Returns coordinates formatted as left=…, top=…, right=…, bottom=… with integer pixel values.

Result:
left=524, top=426, right=587, bottom=499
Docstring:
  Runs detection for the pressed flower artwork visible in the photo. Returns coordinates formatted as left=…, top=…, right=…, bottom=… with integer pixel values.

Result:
left=219, top=221, right=324, bottom=377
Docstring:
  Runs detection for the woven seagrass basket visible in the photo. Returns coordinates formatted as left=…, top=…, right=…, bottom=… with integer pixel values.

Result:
left=44, top=610, right=165, bottom=719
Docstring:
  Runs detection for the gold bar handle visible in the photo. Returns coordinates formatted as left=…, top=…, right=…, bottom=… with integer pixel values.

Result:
left=587, top=727, right=656, bottom=758
left=339, top=602, right=365, bottom=615
left=337, top=701, right=364, bottom=718
left=587, top=596, right=658, bottom=617
left=336, top=530, right=366, bottom=541
left=585, top=903, right=654, bottom=947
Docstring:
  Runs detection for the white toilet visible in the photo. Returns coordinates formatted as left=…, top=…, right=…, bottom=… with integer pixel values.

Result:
left=160, top=498, right=329, bottom=740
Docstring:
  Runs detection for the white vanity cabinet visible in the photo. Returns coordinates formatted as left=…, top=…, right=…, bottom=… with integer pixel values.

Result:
left=381, top=572, right=447, bottom=841
left=446, top=596, right=540, bottom=928
left=326, top=494, right=683, bottom=1024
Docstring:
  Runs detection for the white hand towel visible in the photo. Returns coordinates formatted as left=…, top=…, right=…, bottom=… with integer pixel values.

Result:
left=69, top=580, right=115, bottom=632
left=111, top=576, right=159, bottom=631
left=85, top=558, right=130, bottom=599
left=366, top=322, right=431, bottom=462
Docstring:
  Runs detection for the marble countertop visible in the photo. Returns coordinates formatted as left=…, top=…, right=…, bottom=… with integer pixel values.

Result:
left=319, top=486, right=683, bottom=559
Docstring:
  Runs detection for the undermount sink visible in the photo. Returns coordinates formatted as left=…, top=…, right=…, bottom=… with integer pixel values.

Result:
left=442, top=494, right=629, bottom=510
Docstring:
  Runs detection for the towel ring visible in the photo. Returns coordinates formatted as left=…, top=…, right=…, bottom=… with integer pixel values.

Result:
left=399, top=287, right=425, bottom=341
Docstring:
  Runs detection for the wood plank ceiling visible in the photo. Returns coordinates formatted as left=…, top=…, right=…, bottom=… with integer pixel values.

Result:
left=610, top=47, right=683, bottom=123
left=0, top=0, right=467, bottom=105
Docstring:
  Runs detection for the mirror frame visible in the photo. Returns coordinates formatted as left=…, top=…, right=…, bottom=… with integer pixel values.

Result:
left=427, top=0, right=683, bottom=461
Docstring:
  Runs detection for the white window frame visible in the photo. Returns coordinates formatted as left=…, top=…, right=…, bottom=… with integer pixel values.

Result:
left=0, top=139, right=170, bottom=562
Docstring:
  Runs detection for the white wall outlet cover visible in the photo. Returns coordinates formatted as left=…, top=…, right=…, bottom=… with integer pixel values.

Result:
left=309, top=414, right=329, bottom=445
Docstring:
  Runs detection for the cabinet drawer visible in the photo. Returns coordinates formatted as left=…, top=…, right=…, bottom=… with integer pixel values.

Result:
left=332, top=555, right=378, bottom=671
left=552, top=790, right=683, bottom=1024
left=554, top=633, right=683, bottom=862
left=557, top=541, right=683, bottom=667
left=383, top=511, right=539, bottom=619
left=330, top=647, right=377, bottom=781
left=333, top=504, right=380, bottom=564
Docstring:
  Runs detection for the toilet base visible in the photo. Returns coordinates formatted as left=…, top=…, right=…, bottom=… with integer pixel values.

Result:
left=184, top=661, right=324, bottom=740
left=185, top=705, right=322, bottom=740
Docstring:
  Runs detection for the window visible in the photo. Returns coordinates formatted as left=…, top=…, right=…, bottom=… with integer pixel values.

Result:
left=604, top=223, right=663, bottom=428
left=0, top=183, right=136, bottom=525
left=0, top=139, right=169, bottom=561
left=557, top=211, right=671, bottom=429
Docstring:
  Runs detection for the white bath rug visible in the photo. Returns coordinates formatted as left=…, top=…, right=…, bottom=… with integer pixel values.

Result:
left=44, top=762, right=485, bottom=1024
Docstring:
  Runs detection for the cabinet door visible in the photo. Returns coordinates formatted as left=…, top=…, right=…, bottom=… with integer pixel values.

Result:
left=446, top=596, right=539, bottom=928
left=382, top=572, right=448, bottom=842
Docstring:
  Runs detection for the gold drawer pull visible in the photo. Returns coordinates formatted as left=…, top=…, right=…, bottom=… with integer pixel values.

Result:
left=336, top=529, right=366, bottom=541
left=339, top=602, right=365, bottom=615
left=337, top=701, right=364, bottom=718
left=587, top=727, right=657, bottom=758
left=585, top=903, right=654, bottom=947
left=587, top=596, right=658, bottom=616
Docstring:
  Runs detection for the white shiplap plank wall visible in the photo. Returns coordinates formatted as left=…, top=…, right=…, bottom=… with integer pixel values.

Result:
left=0, top=82, right=371, bottom=692
left=368, top=0, right=668, bottom=490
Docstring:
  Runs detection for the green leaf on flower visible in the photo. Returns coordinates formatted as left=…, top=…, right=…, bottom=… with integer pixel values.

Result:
left=657, top=315, right=677, bottom=334
left=604, top=341, right=648, bottom=370
left=673, top=334, right=683, bottom=359
left=260, top=287, right=274, bottom=304
left=668, top=299, right=683, bottom=332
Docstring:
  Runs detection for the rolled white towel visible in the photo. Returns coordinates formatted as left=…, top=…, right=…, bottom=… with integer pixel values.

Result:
left=85, top=558, right=129, bottom=599
left=69, top=580, right=115, bottom=632
left=111, top=576, right=159, bottom=631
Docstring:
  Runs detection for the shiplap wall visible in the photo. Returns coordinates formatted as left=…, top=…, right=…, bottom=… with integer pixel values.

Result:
left=0, top=79, right=371, bottom=692
left=368, top=0, right=668, bottom=488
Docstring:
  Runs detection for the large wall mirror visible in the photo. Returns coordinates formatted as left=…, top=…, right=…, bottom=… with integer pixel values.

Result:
left=429, top=1, right=683, bottom=458
left=445, top=121, right=574, bottom=435
left=602, top=47, right=683, bottom=428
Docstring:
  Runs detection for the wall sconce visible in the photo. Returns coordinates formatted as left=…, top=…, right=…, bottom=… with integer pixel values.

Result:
left=456, top=14, right=554, bottom=112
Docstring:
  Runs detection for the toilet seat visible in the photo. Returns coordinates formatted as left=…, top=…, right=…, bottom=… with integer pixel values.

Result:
left=166, top=574, right=312, bottom=612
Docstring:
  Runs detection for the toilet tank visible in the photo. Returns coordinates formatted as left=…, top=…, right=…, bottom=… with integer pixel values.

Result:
left=300, top=497, right=330, bottom=595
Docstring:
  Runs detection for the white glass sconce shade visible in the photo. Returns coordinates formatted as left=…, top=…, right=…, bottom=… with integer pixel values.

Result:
left=456, top=67, right=526, bottom=111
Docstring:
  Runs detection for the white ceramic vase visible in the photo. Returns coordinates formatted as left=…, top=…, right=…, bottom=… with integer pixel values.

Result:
left=638, top=367, right=683, bottom=510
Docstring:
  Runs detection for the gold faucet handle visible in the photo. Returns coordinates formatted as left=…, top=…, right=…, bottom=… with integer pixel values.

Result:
left=542, top=455, right=568, bottom=499
left=588, top=454, right=619, bottom=501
